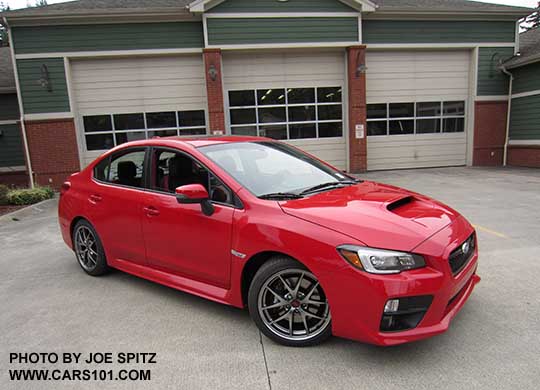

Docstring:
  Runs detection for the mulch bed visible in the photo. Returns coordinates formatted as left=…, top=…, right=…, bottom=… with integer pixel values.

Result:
left=0, top=205, right=26, bottom=217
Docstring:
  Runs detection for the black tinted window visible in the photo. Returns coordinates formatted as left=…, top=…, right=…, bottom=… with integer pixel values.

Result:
left=106, top=150, right=146, bottom=188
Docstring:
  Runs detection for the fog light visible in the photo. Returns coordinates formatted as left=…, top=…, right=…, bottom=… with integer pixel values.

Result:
left=384, top=299, right=400, bottom=313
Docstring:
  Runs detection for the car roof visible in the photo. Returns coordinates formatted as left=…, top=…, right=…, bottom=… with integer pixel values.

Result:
left=124, top=135, right=273, bottom=149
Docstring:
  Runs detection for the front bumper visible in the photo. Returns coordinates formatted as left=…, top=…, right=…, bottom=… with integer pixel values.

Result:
left=325, top=216, right=480, bottom=346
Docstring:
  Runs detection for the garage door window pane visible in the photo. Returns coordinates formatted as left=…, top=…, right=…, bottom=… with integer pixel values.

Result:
left=231, top=109, right=256, bottom=125
left=179, top=110, right=206, bottom=127
left=290, top=123, right=316, bottom=139
left=287, top=88, right=315, bottom=104
left=229, top=90, right=255, bottom=107
left=86, top=134, right=114, bottom=150
left=318, top=105, right=342, bottom=121
left=114, top=114, right=144, bottom=130
left=317, top=87, right=341, bottom=103
left=258, top=107, right=286, bottom=123
left=260, top=125, right=287, bottom=140
left=231, top=126, right=257, bottom=136
left=367, top=104, right=387, bottom=119
left=257, top=89, right=286, bottom=105
left=147, top=112, right=176, bottom=129
left=443, top=118, right=464, bottom=133
left=417, top=102, right=441, bottom=117
left=443, top=101, right=465, bottom=116
left=289, top=106, right=316, bottom=122
left=367, top=121, right=387, bottom=136
left=115, top=132, right=146, bottom=145
left=84, top=115, right=112, bottom=132
left=318, top=122, right=342, bottom=138
left=149, top=129, right=177, bottom=138
left=390, top=103, right=414, bottom=118
left=417, top=119, right=441, bottom=134
left=389, top=120, right=414, bottom=135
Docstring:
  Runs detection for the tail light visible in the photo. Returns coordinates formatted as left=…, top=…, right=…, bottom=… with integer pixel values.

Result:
left=60, top=181, right=71, bottom=196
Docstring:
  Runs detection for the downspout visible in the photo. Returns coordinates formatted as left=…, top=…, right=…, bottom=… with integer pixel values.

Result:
left=3, top=16, right=34, bottom=188
left=500, top=64, right=513, bottom=167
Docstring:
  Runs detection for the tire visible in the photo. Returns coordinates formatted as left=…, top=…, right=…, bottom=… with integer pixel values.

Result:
left=248, top=256, right=332, bottom=347
left=72, top=220, right=110, bottom=276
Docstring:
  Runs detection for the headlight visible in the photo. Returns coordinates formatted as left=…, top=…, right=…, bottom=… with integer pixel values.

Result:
left=337, top=245, right=426, bottom=274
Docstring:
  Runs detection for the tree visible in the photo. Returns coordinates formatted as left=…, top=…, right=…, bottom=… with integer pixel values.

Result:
left=0, top=2, right=10, bottom=47
left=524, top=2, right=540, bottom=31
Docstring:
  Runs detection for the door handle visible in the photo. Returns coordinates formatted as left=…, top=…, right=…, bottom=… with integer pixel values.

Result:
left=89, top=194, right=102, bottom=204
left=143, top=206, right=160, bottom=217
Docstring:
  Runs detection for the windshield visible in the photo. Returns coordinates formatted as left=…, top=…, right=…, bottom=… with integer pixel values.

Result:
left=199, top=141, right=355, bottom=197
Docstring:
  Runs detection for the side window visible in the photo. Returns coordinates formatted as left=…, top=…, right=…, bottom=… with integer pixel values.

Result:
left=150, top=149, right=234, bottom=205
left=104, top=150, right=146, bottom=188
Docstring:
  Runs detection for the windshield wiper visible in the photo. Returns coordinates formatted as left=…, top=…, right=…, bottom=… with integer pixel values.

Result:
left=258, top=192, right=304, bottom=200
left=299, top=180, right=357, bottom=195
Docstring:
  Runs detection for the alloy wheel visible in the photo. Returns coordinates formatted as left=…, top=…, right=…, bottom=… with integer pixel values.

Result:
left=257, top=269, right=331, bottom=341
left=74, top=226, right=99, bottom=272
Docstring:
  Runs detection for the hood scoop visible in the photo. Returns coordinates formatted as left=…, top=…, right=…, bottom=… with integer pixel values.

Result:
left=387, top=196, right=414, bottom=212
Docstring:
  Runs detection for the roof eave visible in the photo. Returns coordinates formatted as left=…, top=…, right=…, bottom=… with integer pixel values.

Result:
left=505, top=54, right=540, bottom=69
left=371, top=9, right=532, bottom=19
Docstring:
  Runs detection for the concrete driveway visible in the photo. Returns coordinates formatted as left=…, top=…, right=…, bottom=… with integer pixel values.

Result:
left=1, top=167, right=539, bottom=390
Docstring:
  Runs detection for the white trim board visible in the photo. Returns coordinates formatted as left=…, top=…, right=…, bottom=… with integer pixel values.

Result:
left=0, top=120, right=18, bottom=125
left=508, top=140, right=540, bottom=146
left=366, top=43, right=516, bottom=50
left=204, top=12, right=361, bottom=18
left=189, top=0, right=377, bottom=13
left=511, top=90, right=540, bottom=99
left=0, top=166, right=26, bottom=173
left=15, top=48, right=204, bottom=60
left=475, top=96, right=509, bottom=101
left=24, top=112, right=74, bottom=121
left=207, top=42, right=361, bottom=50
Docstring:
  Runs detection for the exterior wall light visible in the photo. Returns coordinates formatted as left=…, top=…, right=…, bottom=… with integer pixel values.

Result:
left=38, top=64, right=52, bottom=92
left=208, top=64, right=218, bottom=81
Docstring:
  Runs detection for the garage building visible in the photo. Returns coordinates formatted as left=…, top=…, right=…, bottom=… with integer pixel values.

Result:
left=0, top=0, right=533, bottom=188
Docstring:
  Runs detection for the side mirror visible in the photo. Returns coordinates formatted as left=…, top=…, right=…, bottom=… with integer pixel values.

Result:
left=175, top=184, right=215, bottom=216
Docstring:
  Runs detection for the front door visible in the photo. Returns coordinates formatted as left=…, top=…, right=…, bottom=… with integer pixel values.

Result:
left=140, top=147, right=235, bottom=288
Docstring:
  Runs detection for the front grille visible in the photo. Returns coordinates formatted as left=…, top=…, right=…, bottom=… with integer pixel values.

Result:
left=448, top=233, right=476, bottom=275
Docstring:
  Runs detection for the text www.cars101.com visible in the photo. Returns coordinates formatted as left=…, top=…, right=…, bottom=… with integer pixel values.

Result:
left=9, top=368, right=151, bottom=381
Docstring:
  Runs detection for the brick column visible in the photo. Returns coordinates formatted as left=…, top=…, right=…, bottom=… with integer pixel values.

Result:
left=203, top=49, right=226, bottom=134
left=24, top=118, right=80, bottom=189
left=347, top=46, right=368, bottom=173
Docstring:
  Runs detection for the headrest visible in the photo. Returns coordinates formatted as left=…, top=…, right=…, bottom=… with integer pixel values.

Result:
left=117, top=161, right=137, bottom=179
left=169, top=155, right=193, bottom=177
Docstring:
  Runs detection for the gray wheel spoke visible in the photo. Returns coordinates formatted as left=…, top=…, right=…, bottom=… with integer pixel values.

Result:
left=266, top=287, right=287, bottom=303
left=289, top=312, right=294, bottom=336
left=300, top=311, right=310, bottom=336
left=293, top=272, right=305, bottom=296
left=269, top=310, right=291, bottom=325
left=304, top=311, right=325, bottom=320
left=305, top=299, right=325, bottom=306
left=278, top=275, right=294, bottom=295
left=305, top=281, right=320, bottom=300
left=75, top=226, right=99, bottom=271
left=262, top=301, right=287, bottom=311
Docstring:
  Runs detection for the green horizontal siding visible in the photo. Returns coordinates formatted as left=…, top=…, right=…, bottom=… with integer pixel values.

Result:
left=510, top=94, right=540, bottom=140
left=207, top=17, right=358, bottom=45
left=0, top=124, right=25, bottom=167
left=12, top=22, right=204, bottom=54
left=0, top=94, right=20, bottom=120
left=363, top=20, right=516, bottom=44
left=512, top=62, right=540, bottom=94
left=477, top=47, right=514, bottom=96
left=17, top=58, right=70, bottom=114
left=210, top=0, right=355, bottom=12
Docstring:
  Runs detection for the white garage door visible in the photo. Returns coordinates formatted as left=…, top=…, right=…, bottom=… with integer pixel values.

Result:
left=223, top=50, right=347, bottom=170
left=366, top=50, right=471, bottom=170
left=71, top=55, right=208, bottom=166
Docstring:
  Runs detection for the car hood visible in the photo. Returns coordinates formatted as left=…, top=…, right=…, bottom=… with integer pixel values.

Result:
left=279, top=181, right=461, bottom=252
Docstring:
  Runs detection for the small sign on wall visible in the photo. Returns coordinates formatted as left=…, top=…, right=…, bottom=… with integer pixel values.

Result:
left=212, top=130, right=224, bottom=136
left=355, top=124, right=365, bottom=139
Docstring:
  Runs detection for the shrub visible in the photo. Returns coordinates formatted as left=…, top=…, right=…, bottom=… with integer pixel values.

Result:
left=0, top=184, right=8, bottom=205
left=6, top=186, right=55, bottom=205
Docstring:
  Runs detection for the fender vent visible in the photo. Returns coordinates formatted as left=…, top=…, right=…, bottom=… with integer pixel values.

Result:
left=387, top=196, right=414, bottom=211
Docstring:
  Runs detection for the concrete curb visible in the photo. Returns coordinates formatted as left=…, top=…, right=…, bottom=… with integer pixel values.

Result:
left=0, top=196, right=58, bottom=222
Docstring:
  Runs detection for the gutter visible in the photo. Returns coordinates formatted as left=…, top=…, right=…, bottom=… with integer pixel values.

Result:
left=3, top=16, right=34, bottom=188
left=500, top=63, right=513, bottom=167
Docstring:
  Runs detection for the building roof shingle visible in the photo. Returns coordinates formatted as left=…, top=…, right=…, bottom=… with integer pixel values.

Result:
left=0, top=47, right=16, bottom=94
left=504, top=27, right=540, bottom=68
left=0, top=0, right=533, bottom=18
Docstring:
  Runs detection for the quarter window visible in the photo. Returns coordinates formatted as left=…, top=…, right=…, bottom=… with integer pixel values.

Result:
left=83, top=110, right=207, bottom=151
left=367, top=101, right=466, bottom=136
left=228, top=87, right=343, bottom=140
left=94, top=149, right=146, bottom=189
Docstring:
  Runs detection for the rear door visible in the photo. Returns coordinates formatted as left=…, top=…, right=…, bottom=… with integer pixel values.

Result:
left=140, top=147, right=236, bottom=288
left=88, top=147, right=148, bottom=265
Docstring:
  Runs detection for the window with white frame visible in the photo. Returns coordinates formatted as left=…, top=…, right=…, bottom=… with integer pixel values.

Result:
left=366, top=101, right=466, bottom=136
left=228, top=87, right=343, bottom=140
left=83, top=110, right=207, bottom=151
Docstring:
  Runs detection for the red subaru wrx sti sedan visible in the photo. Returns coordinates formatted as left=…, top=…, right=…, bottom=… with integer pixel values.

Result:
left=59, top=136, right=480, bottom=347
